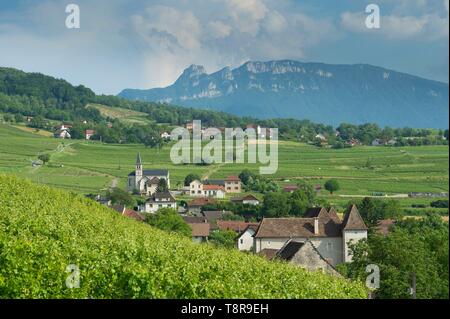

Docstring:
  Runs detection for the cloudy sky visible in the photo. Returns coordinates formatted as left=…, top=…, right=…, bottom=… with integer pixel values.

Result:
left=0, top=0, right=448, bottom=94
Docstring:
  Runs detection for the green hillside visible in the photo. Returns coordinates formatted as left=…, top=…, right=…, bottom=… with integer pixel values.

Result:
left=0, top=175, right=367, bottom=298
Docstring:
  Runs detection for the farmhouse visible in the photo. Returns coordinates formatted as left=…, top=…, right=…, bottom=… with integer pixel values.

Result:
left=187, top=198, right=217, bottom=215
left=142, top=192, right=177, bottom=214
left=84, top=129, right=95, bottom=140
left=254, top=205, right=368, bottom=267
left=189, top=176, right=242, bottom=198
left=54, top=124, right=71, bottom=139
left=231, top=194, right=260, bottom=205
left=127, top=153, right=170, bottom=195
left=189, top=223, right=210, bottom=243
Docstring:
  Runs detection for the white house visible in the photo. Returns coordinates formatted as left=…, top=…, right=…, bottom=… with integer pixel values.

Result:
left=142, top=192, right=177, bottom=214
left=232, top=194, right=260, bottom=206
left=54, top=125, right=71, bottom=139
left=161, top=132, right=171, bottom=139
left=253, top=206, right=367, bottom=267
left=128, top=153, right=170, bottom=194
left=237, top=224, right=259, bottom=251
left=189, top=178, right=238, bottom=198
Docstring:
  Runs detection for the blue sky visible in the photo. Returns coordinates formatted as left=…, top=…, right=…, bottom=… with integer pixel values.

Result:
left=0, top=0, right=448, bottom=94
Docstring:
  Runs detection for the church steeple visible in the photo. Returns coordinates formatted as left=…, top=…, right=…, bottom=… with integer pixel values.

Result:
left=135, top=152, right=143, bottom=181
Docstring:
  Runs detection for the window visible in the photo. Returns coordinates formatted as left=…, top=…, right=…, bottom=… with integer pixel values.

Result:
left=327, top=242, right=333, bottom=252
left=240, top=239, right=244, bottom=244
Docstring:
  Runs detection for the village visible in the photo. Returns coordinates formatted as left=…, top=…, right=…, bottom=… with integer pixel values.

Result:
left=87, top=151, right=371, bottom=276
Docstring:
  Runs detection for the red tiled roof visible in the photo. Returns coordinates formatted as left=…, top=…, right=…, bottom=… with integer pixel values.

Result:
left=226, top=176, right=241, bottom=182
left=203, top=185, right=225, bottom=191
left=123, top=209, right=145, bottom=222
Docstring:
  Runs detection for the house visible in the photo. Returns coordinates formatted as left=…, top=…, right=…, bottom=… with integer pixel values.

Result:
left=84, top=129, right=95, bottom=140
left=95, top=195, right=111, bottom=206
left=127, top=153, right=170, bottom=195
left=202, top=210, right=231, bottom=225
left=203, top=185, right=226, bottom=198
left=282, top=185, right=299, bottom=193
left=142, top=192, right=177, bottom=214
left=182, top=216, right=206, bottom=224
left=315, top=133, right=327, bottom=141
left=54, top=125, right=71, bottom=139
left=187, top=197, right=217, bottom=215
left=345, top=138, right=361, bottom=147
left=224, top=176, right=242, bottom=193
left=217, top=221, right=259, bottom=233
left=112, top=204, right=145, bottom=222
left=189, top=223, right=210, bottom=243
left=26, top=116, right=33, bottom=122
left=372, top=138, right=385, bottom=146
left=253, top=205, right=368, bottom=267
left=275, top=239, right=341, bottom=276
left=161, top=132, right=171, bottom=139
left=231, top=194, right=260, bottom=206
left=246, top=124, right=262, bottom=135
left=237, top=224, right=260, bottom=251
left=190, top=179, right=204, bottom=196
left=185, top=122, right=195, bottom=131
left=189, top=176, right=241, bottom=198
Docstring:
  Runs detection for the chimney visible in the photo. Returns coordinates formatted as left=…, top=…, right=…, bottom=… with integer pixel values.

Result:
left=314, top=218, right=320, bottom=235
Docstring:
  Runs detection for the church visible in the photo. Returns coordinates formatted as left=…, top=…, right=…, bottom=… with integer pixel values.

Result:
left=127, top=153, right=170, bottom=195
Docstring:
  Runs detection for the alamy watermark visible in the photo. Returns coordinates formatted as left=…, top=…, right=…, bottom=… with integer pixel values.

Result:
left=65, top=4, right=80, bottom=29
left=65, top=264, right=80, bottom=289
left=169, top=120, right=278, bottom=175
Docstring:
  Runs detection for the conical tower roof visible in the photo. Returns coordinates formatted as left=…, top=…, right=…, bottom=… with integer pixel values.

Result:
left=342, top=205, right=368, bottom=230
left=136, top=152, right=142, bottom=165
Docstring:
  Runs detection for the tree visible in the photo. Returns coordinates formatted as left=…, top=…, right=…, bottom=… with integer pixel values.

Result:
left=324, top=179, right=340, bottom=194
left=145, top=208, right=191, bottom=237
left=14, top=114, right=23, bottom=123
left=342, top=214, right=448, bottom=299
left=262, top=192, right=290, bottom=217
left=358, top=197, right=382, bottom=228
left=38, top=154, right=51, bottom=165
left=107, top=187, right=135, bottom=207
left=184, top=173, right=201, bottom=186
left=289, top=189, right=310, bottom=216
left=239, top=169, right=257, bottom=185
left=209, top=230, right=237, bottom=248
left=157, top=179, right=168, bottom=193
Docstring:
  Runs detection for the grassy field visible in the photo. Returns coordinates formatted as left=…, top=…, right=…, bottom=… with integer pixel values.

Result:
left=0, top=123, right=448, bottom=210
left=86, top=103, right=155, bottom=125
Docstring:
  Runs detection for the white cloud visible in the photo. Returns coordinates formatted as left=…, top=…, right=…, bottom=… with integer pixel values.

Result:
left=340, top=10, right=448, bottom=40
left=226, top=0, right=268, bottom=35
left=263, top=10, right=288, bottom=33
left=132, top=5, right=202, bottom=51
left=208, top=20, right=232, bottom=39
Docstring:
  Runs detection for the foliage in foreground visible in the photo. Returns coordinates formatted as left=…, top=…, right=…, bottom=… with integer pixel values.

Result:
left=0, top=175, right=367, bottom=299
left=338, top=214, right=449, bottom=299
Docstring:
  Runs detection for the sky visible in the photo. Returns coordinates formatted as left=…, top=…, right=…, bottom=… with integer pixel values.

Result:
left=0, top=0, right=448, bottom=95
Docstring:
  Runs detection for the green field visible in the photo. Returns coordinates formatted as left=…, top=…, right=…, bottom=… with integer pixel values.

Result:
left=0, top=123, right=448, bottom=208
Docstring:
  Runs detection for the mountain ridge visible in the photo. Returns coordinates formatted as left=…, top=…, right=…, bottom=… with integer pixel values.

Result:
left=119, top=60, right=449, bottom=128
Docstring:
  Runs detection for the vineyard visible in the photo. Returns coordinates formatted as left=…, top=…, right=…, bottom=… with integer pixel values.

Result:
left=0, top=175, right=367, bottom=299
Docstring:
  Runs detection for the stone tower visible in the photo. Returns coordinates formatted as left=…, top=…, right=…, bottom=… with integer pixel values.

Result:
left=342, top=205, right=368, bottom=263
